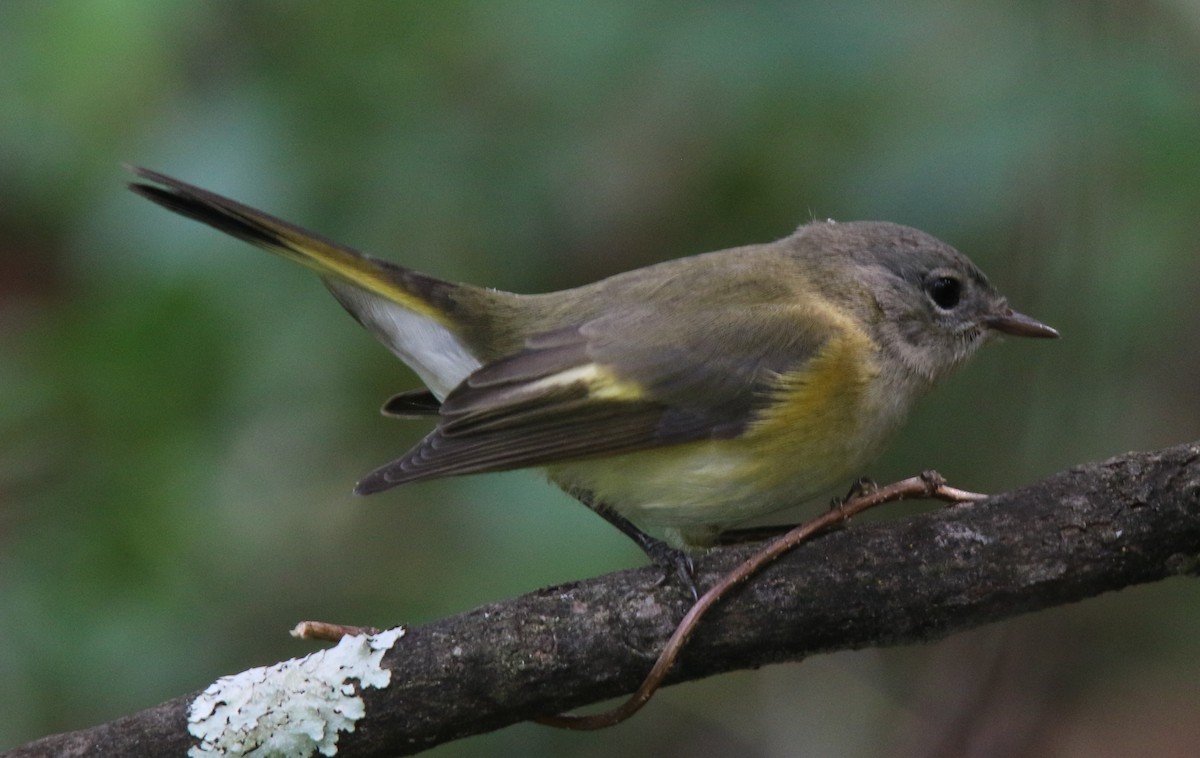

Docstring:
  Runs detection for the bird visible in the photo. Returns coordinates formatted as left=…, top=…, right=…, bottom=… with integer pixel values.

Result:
left=129, top=167, right=1057, bottom=590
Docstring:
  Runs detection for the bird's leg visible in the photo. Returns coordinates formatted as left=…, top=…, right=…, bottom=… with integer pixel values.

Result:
left=838, top=476, right=879, bottom=505
left=827, top=476, right=879, bottom=519
left=570, top=489, right=699, bottom=601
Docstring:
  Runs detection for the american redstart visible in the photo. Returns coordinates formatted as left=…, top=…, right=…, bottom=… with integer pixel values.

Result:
left=129, top=168, right=1056, bottom=581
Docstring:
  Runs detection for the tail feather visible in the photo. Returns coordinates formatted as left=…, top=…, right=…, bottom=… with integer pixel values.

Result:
left=128, top=167, right=483, bottom=396
left=128, top=166, right=454, bottom=324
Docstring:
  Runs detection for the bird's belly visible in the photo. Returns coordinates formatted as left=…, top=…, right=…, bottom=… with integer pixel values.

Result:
left=546, top=430, right=882, bottom=538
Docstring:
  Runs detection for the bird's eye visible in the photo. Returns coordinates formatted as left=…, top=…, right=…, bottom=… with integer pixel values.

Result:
left=927, top=276, right=962, bottom=310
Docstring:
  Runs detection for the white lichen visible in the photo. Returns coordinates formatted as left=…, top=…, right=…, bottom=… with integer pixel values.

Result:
left=188, top=626, right=405, bottom=757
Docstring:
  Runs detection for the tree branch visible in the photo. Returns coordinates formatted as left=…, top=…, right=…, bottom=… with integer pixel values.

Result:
left=7, top=442, right=1200, bottom=757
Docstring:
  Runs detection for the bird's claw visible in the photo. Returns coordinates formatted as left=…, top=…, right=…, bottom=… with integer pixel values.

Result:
left=644, top=542, right=699, bottom=601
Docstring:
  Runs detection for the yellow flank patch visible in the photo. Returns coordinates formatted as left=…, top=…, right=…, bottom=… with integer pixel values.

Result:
left=743, top=321, right=880, bottom=483
left=530, top=364, right=646, bottom=401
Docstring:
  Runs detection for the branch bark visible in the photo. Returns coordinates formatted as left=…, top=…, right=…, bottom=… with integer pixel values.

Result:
left=7, top=442, right=1200, bottom=757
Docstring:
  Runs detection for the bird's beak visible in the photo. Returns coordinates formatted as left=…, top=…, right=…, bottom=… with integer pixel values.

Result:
left=983, top=307, right=1059, bottom=339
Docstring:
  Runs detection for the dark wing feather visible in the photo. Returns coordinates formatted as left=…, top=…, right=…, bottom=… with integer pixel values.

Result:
left=355, top=304, right=834, bottom=494
left=380, top=388, right=442, bottom=418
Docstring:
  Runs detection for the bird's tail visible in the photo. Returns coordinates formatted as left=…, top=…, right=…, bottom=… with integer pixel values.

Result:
left=128, top=167, right=483, bottom=396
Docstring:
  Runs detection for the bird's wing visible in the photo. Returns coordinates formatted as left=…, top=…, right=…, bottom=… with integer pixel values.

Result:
left=355, top=304, right=838, bottom=493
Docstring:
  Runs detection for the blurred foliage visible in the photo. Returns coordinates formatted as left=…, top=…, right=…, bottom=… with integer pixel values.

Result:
left=2, top=1, right=1200, bottom=755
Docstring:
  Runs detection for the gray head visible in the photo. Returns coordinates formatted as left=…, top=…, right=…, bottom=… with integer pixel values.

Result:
left=793, top=220, right=1057, bottom=384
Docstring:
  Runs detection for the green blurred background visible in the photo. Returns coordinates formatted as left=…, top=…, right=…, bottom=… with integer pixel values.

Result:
left=2, top=1, right=1199, bottom=755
